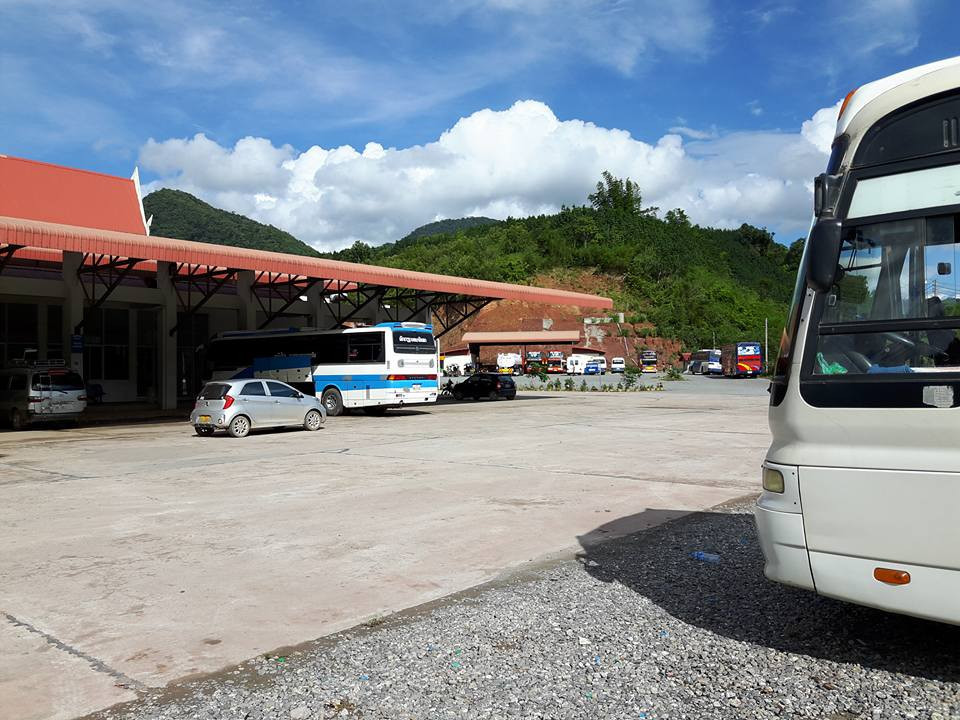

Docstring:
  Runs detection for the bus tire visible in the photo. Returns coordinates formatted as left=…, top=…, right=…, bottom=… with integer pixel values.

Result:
left=362, top=406, right=387, bottom=416
left=321, top=387, right=344, bottom=417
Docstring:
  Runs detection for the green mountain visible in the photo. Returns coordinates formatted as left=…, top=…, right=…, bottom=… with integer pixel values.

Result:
left=143, top=177, right=802, bottom=350
left=400, top=217, right=499, bottom=243
left=330, top=174, right=803, bottom=349
left=143, top=189, right=320, bottom=257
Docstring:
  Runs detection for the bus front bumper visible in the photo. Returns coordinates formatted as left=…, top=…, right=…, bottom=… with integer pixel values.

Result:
left=754, top=503, right=814, bottom=591
left=757, top=485, right=960, bottom=625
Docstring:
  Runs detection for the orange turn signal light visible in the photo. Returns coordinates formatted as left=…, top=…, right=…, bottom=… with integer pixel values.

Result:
left=838, top=87, right=858, bottom=119
left=874, top=568, right=910, bottom=585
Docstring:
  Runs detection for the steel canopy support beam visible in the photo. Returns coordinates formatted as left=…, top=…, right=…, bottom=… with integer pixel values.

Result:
left=0, top=244, right=23, bottom=274
left=255, top=276, right=327, bottom=329
left=434, top=298, right=492, bottom=339
left=168, top=265, right=238, bottom=336
left=334, top=286, right=386, bottom=327
left=73, top=254, right=144, bottom=332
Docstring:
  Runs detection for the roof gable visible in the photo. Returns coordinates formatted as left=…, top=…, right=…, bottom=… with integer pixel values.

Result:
left=0, top=155, right=147, bottom=235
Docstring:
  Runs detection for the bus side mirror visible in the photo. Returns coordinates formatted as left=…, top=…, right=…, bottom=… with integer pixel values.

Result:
left=807, top=218, right=843, bottom=292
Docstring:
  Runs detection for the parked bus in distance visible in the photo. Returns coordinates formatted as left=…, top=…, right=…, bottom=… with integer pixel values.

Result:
left=721, top=342, right=762, bottom=377
left=546, top=351, right=565, bottom=373
left=757, top=57, right=960, bottom=625
left=640, top=350, right=658, bottom=373
left=688, top=348, right=722, bottom=375
left=524, top=350, right=543, bottom=374
left=566, top=353, right=602, bottom=375
left=202, top=322, right=438, bottom=416
left=496, top=352, right=522, bottom=375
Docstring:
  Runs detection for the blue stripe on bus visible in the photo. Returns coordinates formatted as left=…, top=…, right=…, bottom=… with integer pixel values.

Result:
left=312, top=373, right=437, bottom=390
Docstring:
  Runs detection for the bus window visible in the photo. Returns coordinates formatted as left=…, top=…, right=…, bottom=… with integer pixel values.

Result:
left=813, top=215, right=960, bottom=375
left=347, top=332, right=385, bottom=363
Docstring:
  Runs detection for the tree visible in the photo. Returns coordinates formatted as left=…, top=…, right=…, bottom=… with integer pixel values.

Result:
left=665, top=208, right=691, bottom=226
left=785, top=238, right=805, bottom=272
left=341, top=240, right=373, bottom=264
left=588, top=171, right=657, bottom=217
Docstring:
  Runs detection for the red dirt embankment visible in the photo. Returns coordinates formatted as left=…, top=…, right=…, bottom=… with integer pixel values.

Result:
left=437, top=271, right=682, bottom=367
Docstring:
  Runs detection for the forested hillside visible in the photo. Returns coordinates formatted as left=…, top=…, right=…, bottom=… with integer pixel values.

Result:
left=331, top=173, right=804, bottom=349
left=143, top=189, right=320, bottom=257
left=143, top=175, right=803, bottom=350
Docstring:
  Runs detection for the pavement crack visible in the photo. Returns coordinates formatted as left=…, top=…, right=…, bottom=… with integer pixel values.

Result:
left=2, top=611, right=147, bottom=692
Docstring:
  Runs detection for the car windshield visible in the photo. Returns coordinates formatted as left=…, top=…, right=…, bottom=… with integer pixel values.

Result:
left=813, top=213, right=960, bottom=376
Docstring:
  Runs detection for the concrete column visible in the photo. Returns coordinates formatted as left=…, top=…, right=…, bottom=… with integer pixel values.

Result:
left=306, top=284, right=338, bottom=330
left=236, top=270, right=257, bottom=330
left=62, top=251, right=85, bottom=375
left=156, top=262, right=179, bottom=410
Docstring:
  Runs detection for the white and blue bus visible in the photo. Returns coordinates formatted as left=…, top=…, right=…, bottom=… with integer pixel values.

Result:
left=202, top=322, right=439, bottom=416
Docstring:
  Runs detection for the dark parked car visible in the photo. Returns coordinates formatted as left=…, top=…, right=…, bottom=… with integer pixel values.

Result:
left=452, top=373, right=516, bottom=401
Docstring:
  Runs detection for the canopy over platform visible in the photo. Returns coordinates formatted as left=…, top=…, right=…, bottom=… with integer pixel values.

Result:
left=0, top=154, right=613, bottom=408
left=460, top=331, right=581, bottom=345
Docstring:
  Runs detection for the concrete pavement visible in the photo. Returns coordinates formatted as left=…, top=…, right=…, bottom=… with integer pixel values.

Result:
left=0, top=387, right=769, bottom=719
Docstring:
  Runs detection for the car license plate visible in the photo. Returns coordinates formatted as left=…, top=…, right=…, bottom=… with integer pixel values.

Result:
left=198, top=415, right=211, bottom=424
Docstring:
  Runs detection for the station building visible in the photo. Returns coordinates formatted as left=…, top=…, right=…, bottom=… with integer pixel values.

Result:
left=0, top=155, right=612, bottom=409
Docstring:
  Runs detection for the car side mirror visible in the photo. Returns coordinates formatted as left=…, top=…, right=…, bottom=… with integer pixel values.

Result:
left=296, top=392, right=304, bottom=399
left=807, top=218, right=843, bottom=292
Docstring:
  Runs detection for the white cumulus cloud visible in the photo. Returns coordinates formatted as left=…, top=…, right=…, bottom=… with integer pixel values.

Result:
left=140, top=99, right=841, bottom=251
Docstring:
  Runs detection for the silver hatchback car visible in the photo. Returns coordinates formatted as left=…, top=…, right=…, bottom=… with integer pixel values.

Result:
left=190, top=379, right=326, bottom=438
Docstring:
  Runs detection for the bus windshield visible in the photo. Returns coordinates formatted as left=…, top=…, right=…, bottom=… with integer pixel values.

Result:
left=813, top=213, right=960, bottom=375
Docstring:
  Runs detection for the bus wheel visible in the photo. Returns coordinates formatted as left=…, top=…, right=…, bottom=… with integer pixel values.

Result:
left=362, top=406, right=387, bottom=416
left=322, top=388, right=344, bottom=417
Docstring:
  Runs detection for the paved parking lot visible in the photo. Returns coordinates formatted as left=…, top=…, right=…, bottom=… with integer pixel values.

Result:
left=1, top=383, right=770, bottom=719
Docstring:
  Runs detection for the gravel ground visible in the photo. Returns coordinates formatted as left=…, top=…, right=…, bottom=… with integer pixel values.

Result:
left=90, top=500, right=960, bottom=720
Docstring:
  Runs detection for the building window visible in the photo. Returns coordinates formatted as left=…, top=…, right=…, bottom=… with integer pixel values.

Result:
left=83, top=308, right=130, bottom=380
left=0, top=302, right=39, bottom=364
left=47, top=304, right=63, bottom=360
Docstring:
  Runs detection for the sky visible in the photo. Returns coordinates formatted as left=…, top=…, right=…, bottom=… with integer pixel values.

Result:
left=2, top=0, right=960, bottom=250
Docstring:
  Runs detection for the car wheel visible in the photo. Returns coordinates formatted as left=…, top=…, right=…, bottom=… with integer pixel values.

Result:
left=321, top=387, right=344, bottom=417
left=227, top=415, right=251, bottom=438
left=453, top=390, right=464, bottom=401
left=488, top=390, right=498, bottom=401
left=10, top=408, right=24, bottom=431
left=195, top=426, right=215, bottom=437
left=303, top=409, right=324, bottom=431
left=361, top=406, right=387, bottom=416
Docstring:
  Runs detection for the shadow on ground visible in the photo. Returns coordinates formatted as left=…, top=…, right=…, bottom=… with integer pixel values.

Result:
left=577, top=507, right=960, bottom=684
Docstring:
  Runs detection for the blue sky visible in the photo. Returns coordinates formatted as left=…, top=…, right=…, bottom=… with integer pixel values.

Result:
left=2, top=0, right=959, bottom=249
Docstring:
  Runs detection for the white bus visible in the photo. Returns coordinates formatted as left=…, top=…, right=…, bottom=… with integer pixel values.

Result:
left=203, top=322, right=439, bottom=416
left=757, top=56, right=960, bottom=625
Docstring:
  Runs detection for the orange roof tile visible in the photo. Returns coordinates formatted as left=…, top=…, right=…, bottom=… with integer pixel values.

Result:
left=0, top=155, right=147, bottom=235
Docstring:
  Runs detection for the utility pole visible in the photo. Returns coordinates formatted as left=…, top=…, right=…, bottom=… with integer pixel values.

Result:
left=764, top=317, right=769, bottom=373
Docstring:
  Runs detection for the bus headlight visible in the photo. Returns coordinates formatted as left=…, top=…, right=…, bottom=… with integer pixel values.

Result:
left=762, top=467, right=785, bottom=493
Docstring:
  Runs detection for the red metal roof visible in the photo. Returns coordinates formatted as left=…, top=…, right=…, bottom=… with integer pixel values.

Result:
left=0, top=215, right=613, bottom=308
left=0, top=155, right=147, bottom=235
left=461, top=331, right=581, bottom=344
